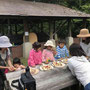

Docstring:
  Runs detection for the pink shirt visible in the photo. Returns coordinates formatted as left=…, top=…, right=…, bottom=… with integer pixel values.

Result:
left=28, top=49, right=42, bottom=67
left=42, top=49, right=55, bottom=62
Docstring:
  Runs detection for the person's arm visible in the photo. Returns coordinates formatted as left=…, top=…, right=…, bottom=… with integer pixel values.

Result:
left=55, top=46, right=61, bottom=59
left=51, top=48, right=57, bottom=56
left=42, top=49, right=46, bottom=62
left=38, top=51, right=42, bottom=64
left=67, top=60, right=75, bottom=76
left=65, top=46, right=69, bottom=57
left=28, top=50, right=35, bottom=67
left=52, top=54, right=55, bottom=61
left=7, top=58, right=15, bottom=71
left=20, top=65, right=26, bottom=69
left=0, top=66, right=9, bottom=69
left=0, top=65, right=14, bottom=71
left=7, top=57, right=13, bottom=67
left=7, top=48, right=15, bottom=71
left=87, top=45, right=90, bottom=57
left=7, top=48, right=13, bottom=67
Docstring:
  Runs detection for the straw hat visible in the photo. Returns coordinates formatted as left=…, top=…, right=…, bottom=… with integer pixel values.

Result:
left=77, top=29, right=90, bottom=38
left=44, top=40, right=55, bottom=47
left=0, top=36, right=12, bottom=48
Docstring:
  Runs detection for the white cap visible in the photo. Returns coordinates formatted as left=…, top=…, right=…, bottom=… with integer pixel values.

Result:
left=44, top=40, right=55, bottom=47
left=0, top=36, right=12, bottom=48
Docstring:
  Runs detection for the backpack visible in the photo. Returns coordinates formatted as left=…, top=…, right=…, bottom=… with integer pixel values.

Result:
left=11, top=66, right=36, bottom=90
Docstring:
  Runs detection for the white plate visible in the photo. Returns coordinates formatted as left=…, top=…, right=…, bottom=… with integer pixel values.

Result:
left=40, top=65, right=53, bottom=71
left=52, top=62, right=65, bottom=68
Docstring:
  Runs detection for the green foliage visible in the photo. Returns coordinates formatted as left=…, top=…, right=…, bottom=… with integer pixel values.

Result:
left=30, top=0, right=90, bottom=14
left=81, top=4, right=90, bottom=13
left=20, top=57, right=28, bottom=66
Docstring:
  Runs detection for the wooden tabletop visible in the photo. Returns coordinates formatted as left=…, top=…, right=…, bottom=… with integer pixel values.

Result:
left=33, top=66, right=78, bottom=90
left=6, top=65, right=78, bottom=90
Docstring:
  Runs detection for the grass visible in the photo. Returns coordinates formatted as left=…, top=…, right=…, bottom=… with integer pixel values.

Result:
left=20, top=57, right=28, bottom=66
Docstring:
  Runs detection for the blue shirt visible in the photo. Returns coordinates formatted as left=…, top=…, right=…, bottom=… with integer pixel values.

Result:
left=55, top=45, right=69, bottom=59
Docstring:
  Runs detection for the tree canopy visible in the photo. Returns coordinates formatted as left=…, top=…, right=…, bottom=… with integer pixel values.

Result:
left=29, top=0, right=90, bottom=14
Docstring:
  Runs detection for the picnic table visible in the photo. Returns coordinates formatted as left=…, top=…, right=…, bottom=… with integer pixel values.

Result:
left=6, top=65, right=78, bottom=90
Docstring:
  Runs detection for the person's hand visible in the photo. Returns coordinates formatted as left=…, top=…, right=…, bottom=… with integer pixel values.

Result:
left=53, top=60, right=55, bottom=62
left=32, top=65, right=35, bottom=68
left=45, top=61, right=49, bottom=64
left=39, top=63, right=42, bottom=65
left=20, top=65, right=26, bottom=69
left=7, top=67, right=13, bottom=71
left=60, top=58, right=64, bottom=60
left=9, top=66, right=15, bottom=71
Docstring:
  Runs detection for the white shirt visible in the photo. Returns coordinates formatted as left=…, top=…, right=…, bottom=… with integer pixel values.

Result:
left=80, top=42, right=90, bottom=57
left=0, top=48, right=11, bottom=60
left=68, top=56, right=90, bottom=87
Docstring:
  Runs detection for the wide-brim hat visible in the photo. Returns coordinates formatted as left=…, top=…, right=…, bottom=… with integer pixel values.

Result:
left=0, top=36, right=12, bottom=48
left=44, top=40, right=55, bottom=47
left=77, top=29, right=90, bottom=38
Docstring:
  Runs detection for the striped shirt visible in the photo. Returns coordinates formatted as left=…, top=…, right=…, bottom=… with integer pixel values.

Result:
left=55, top=45, right=69, bottom=59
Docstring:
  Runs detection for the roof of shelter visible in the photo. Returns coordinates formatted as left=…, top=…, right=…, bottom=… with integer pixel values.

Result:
left=0, top=0, right=90, bottom=18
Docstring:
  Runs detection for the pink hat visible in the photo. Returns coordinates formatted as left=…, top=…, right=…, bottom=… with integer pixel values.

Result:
left=44, top=40, right=55, bottom=47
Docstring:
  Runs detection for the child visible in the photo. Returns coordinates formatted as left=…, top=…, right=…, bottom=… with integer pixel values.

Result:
left=28, top=42, right=42, bottom=67
left=55, top=39, right=69, bottom=60
left=68, top=43, right=90, bottom=90
left=42, top=40, right=55, bottom=63
left=13, top=57, right=25, bottom=71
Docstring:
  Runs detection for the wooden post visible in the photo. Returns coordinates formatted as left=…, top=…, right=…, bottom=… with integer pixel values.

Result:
left=1, top=24, right=4, bottom=35
left=0, top=24, right=1, bottom=35
left=53, top=20, right=58, bottom=46
left=53, top=20, right=55, bottom=39
left=8, top=19, right=11, bottom=35
left=68, top=19, right=72, bottom=37
left=66, top=19, right=73, bottom=48
left=23, top=19, right=29, bottom=42
left=15, top=24, right=17, bottom=35
left=10, top=24, right=12, bottom=35
left=49, top=21, right=54, bottom=39
left=83, top=19, right=86, bottom=28
left=23, top=19, right=32, bottom=59
left=41, top=21, right=43, bottom=32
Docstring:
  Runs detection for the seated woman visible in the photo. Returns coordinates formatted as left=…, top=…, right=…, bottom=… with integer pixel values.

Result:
left=68, top=43, right=90, bottom=90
